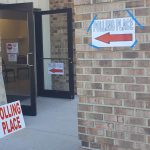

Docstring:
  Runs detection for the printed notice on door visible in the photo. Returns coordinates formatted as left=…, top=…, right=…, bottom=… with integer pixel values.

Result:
left=92, top=17, right=135, bottom=47
left=6, top=43, right=19, bottom=53
left=48, top=63, right=64, bottom=75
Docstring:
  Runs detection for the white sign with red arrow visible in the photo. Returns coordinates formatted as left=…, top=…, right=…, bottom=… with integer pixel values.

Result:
left=48, top=63, right=64, bottom=75
left=92, top=17, right=135, bottom=47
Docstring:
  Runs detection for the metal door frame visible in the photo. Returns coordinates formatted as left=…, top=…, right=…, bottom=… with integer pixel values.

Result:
left=0, top=3, right=37, bottom=116
left=35, top=8, right=74, bottom=99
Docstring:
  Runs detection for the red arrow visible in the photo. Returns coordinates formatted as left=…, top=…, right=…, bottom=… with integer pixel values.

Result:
left=50, top=68, right=63, bottom=73
left=95, top=32, right=132, bottom=44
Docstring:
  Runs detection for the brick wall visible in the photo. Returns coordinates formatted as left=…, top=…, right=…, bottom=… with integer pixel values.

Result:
left=50, top=0, right=76, bottom=92
left=75, top=0, right=150, bottom=150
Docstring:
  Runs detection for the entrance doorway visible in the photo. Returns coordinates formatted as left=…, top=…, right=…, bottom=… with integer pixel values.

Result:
left=35, top=8, right=74, bottom=99
left=0, top=3, right=36, bottom=116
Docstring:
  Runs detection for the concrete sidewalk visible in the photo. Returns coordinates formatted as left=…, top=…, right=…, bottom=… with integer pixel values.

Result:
left=0, top=97, right=80, bottom=150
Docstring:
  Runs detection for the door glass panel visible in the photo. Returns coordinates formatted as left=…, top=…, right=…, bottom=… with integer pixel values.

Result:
left=42, top=13, right=69, bottom=91
left=0, top=10, right=31, bottom=106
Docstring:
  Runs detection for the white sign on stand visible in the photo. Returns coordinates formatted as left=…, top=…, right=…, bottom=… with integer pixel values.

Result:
left=92, top=17, right=135, bottom=47
left=48, top=63, right=64, bottom=75
left=0, top=101, right=25, bottom=138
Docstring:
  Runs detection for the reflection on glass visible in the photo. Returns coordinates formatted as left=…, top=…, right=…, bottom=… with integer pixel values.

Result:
left=42, top=13, right=69, bottom=91
left=0, top=10, right=31, bottom=106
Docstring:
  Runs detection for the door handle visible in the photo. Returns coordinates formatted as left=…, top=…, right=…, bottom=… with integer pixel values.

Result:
left=27, top=53, right=33, bottom=67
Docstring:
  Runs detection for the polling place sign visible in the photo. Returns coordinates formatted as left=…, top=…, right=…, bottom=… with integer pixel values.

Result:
left=0, top=101, right=25, bottom=138
left=92, top=17, right=135, bottom=47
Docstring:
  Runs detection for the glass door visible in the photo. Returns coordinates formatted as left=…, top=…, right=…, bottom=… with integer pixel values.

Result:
left=35, top=8, right=74, bottom=99
left=0, top=3, right=36, bottom=116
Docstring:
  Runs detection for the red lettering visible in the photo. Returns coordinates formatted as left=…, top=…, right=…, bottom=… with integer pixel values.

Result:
left=16, top=116, right=22, bottom=129
left=2, top=122, right=7, bottom=135
left=11, top=104, right=18, bottom=116
left=6, top=106, right=12, bottom=118
left=0, top=108, right=5, bottom=120
left=16, top=103, right=21, bottom=115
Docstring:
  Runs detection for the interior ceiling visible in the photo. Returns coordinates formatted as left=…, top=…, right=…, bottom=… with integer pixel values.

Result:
left=0, top=9, right=27, bottom=20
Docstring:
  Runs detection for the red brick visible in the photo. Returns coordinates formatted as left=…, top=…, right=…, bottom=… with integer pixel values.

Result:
left=78, top=104, right=93, bottom=111
left=114, top=107, right=134, bottom=116
left=135, top=60, right=150, bottom=67
left=115, top=140, right=135, bottom=149
left=124, top=68, right=145, bottom=76
left=83, top=37, right=92, bottom=44
left=124, top=100, right=144, bottom=108
left=113, top=60, right=134, bottom=67
left=101, top=51, right=122, bottom=59
left=94, top=106, right=113, bottom=114
left=95, top=75, right=112, bottom=82
left=74, top=0, right=91, bottom=5
left=104, top=115, right=124, bottom=123
left=106, top=130, right=125, bottom=139
left=82, top=141, right=89, bottom=148
left=93, top=0, right=111, bottom=4
left=78, top=112, right=85, bottom=119
left=84, top=83, right=102, bottom=89
left=104, top=84, right=124, bottom=91
left=95, top=11, right=111, bottom=19
left=90, top=142, right=101, bottom=149
left=95, top=91, right=113, bottom=98
left=96, top=137, right=114, bottom=145
left=135, top=8, right=150, bottom=16
left=86, top=97, right=103, bottom=105
left=125, top=117, right=146, bottom=126
left=136, top=26, right=150, bottom=33
left=77, top=89, right=94, bottom=96
left=126, top=1, right=144, bottom=8
left=140, top=43, right=150, bottom=50
left=104, top=114, right=117, bottom=122
left=79, top=134, right=95, bottom=142
left=95, top=122, right=114, bottom=130
left=125, top=84, right=145, bottom=92
left=86, top=113, right=103, bottom=121
left=78, top=119, right=94, bottom=128
left=123, top=52, right=139, bottom=58
left=115, top=92, right=134, bottom=99
left=93, top=60, right=112, bottom=67
left=114, top=76, right=134, bottom=83
left=136, top=93, right=150, bottom=101
left=113, top=10, right=129, bottom=18
left=77, top=75, right=93, bottom=82
left=87, top=128, right=104, bottom=136
left=147, top=0, right=150, bottom=6
left=126, top=133, right=145, bottom=142
left=103, top=68, right=122, bottom=75
left=135, top=109, right=150, bottom=118
left=79, top=127, right=86, bottom=133
left=136, top=77, right=150, bottom=84
left=77, top=60, right=92, bottom=67
left=75, top=14, right=91, bottom=21
left=103, top=98, right=122, bottom=106
left=84, top=68, right=101, bottom=74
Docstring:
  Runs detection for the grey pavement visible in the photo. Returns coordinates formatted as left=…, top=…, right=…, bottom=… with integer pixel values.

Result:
left=0, top=97, right=81, bottom=150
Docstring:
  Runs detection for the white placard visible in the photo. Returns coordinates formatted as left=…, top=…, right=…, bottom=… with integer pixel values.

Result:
left=48, top=63, right=64, bottom=75
left=8, top=53, right=17, bottom=62
left=6, top=43, right=18, bottom=53
left=92, top=17, right=135, bottom=47
left=0, top=101, right=26, bottom=138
